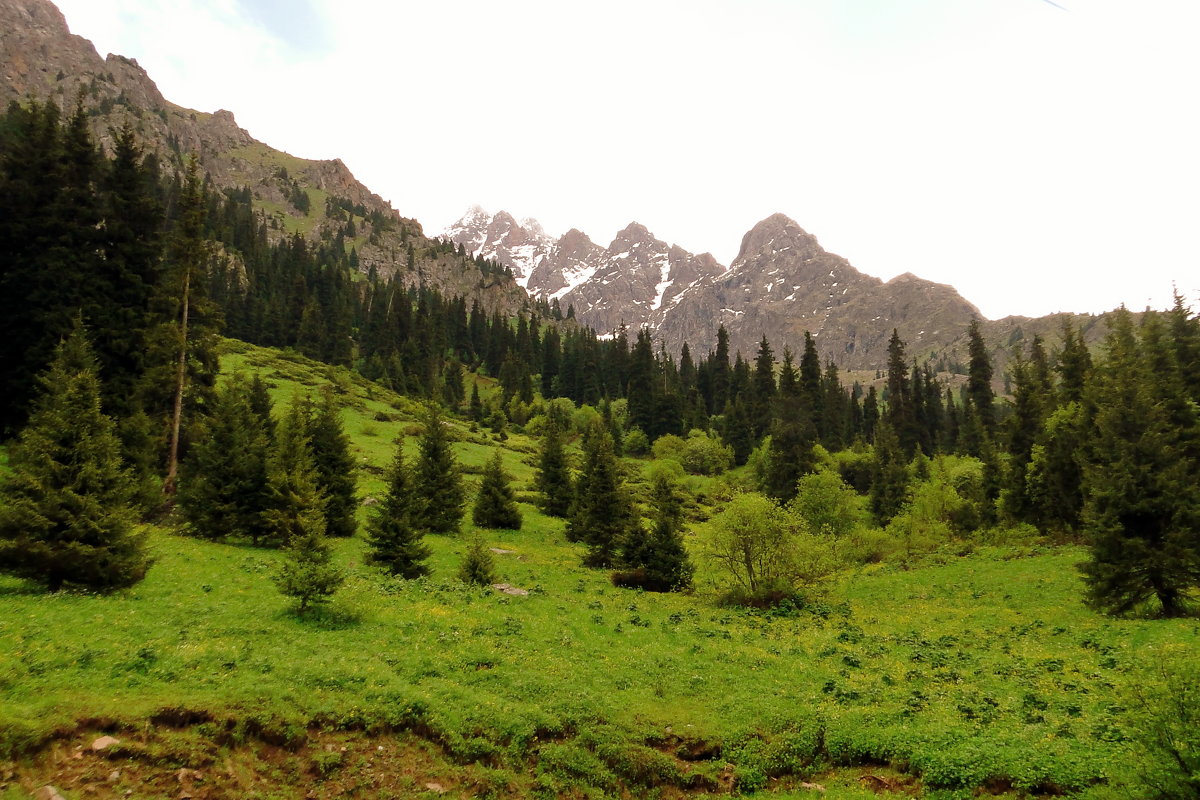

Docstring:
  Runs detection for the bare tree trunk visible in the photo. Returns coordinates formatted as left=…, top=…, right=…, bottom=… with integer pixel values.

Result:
left=162, top=270, right=190, bottom=498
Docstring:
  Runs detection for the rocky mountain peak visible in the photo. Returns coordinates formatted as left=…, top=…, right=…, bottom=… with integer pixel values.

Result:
left=734, top=212, right=819, bottom=264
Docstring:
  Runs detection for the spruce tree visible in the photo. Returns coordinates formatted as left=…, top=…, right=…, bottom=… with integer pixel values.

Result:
left=568, top=420, right=635, bottom=567
left=178, top=376, right=271, bottom=544
left=365, top=441, right=430, bottom=578
left=274, top=525, right=343, bottom=614
left=262, top=398, right=325, bottom=547
left=458, top=533, right=497, bottom=586
left=1081, top=310, right=1200, bottom=616
left=307, top=389, right=358, bottom=538
left=765, top=390, right=816, bottom=503
left=618, top=472, right=693, bottom=591
left=0, top=324, right=149, bottom=591
left=966, top=319, right=995, bottom=434
left=412, top=403, right=465, bottom=535
left=536, top=417, right=574, bottom=517
left=473, top=450, right=522, bottom=529
left=870, top=421, right=909, bottom=526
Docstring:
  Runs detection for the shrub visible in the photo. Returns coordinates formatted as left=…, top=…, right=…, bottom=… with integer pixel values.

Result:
left=681, top=429, right=734, bottom=476
left=789, top=468, right=867, bottom=537
left=622, top=428, right=650, bottom=456
left=651, top=434, right=687, bottom=462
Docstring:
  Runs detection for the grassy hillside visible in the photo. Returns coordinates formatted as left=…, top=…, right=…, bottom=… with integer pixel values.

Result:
left=1, top=341, right=1196, bottom=799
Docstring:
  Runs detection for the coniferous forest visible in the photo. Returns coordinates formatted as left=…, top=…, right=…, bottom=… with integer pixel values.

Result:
left=1, top=99, right=1199, bottom=798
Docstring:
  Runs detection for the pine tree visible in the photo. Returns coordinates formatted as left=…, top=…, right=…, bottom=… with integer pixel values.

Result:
left=473, top=450, right=522, bottom=529
left=1084, top=309, right=1195, bottom=618
left=870, top=421, right=909, bottom=526
left=1056, top=317, right=1093, bottom=405
left=178, top=376, right=271, bottom=544
left=1081, top=310, right=1200, bottom=616
left=366, top=440, right=430, bottom=578
left=159, top=156, right=220, bottom=498
left=0, top=323, right=149, bottom=591
left=307, top=389, right=358, bottom=538
left=261, top=398, right=325, bottom=547
left=458, top=533, right=497, bottom=586
left=412, top=403, right=465, bottom=534
left=765, top=389, right=816, bottom=503
left=536, top=417, right=574, bottom=517
left=751, top=335, right=776, bottom=439
left=966, top=319, right=995, bottom=434
left=617, top=472, right=693, bottom=591
left=568, top=420, right=634, bottom=567
left=274, top=526, right=343, bottom=614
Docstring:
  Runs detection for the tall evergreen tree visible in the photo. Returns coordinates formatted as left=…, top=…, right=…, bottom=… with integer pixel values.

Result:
left=536, top=417, right=574, bottom=517
left=617, top=471, right=694, bottom=592
left=274, top=523, right=343, bottom=614
left=870, top=421, right=909, bottom=526
left=1056, top=317, right=1093, bottom=405
left=307, top=389, right=358, bottom=538
left=366, top=440, right=431, bottom=578
left=473, top=450, right=522, bottom=529
left=1081, top=310, right=1200, bottom=617
left=156, top=156, right=221, bottom=498
left=567, top=420, right=635, bottom=567
left=765, top=390, right=816, bottom=503
left=178, top=376, right=271, bottom=544
left=966, top=319, right=995, bottom=434
left=751, top=335, right=776, bottom=439
left=0, top=324, right=149, bottom=591
left=262, top=397, right=326, bottom=547
left=412, top=403, right=465, bottom=534
left=885, top=329, right=917, bottom=455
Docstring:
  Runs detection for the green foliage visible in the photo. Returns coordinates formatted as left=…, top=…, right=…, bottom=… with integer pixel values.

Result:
left=567, top=421, right=635, bottom=568
left=0, top=324, right=148, bottom=591
left=870, top=422, right=909, bottom=525
left=306, top=389, right=358, bottom=538
left=458, top=533, right=497, bottom=586
left=1124, top=656, right=1200, bottom=799
left=699, top=493, right=838, bottom=601
left=1081, top=309, right=1200, bottom=617
left=621, top=427, right=650, bottom=456
left=650, top=433, right=687, bottom=462
left=178, top=375, right=271, bottom=544
left=680, top=428, right=733, bottom=476
left=473, top=450, right=522, bottom=530
left=273, top=528, right=343, bottom=614
left=615, top=472, right=693, bottom=592
left=789, top=467, right=867, bottom=537
left=261, top=397, right=325, bottom=547
left=535, top=418, right=573, bottom=518
left=365, top=440, right=430, bottom=579
left=412, top=403, right=465, bottom=535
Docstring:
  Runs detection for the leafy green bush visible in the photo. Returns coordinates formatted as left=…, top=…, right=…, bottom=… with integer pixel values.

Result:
left=789, top=467, right=867, bottom=537
left=681, top=429, right=734, bottom=476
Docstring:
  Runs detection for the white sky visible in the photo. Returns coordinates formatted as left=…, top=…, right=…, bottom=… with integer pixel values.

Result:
left=53, top=0, right=1200, bottom=320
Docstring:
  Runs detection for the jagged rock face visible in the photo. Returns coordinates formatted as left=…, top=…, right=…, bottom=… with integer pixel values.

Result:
left=1, top=0, right=527, bottom=316
left=445, top=208, right=1002, bottom=369
left=443, top=209, right=723, bottom=333
left=659, top=214, right=985, bottom=368
left=442, top=207, right=554, bottom=289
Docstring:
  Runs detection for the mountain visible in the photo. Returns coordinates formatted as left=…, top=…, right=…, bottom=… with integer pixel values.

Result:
left=444, top=208, right=1102, bottom=373
left=0, top=0, right=525, bottom=313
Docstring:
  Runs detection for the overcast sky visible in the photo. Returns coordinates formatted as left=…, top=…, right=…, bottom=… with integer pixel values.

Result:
left=53, top=0, right=1200, bottom=320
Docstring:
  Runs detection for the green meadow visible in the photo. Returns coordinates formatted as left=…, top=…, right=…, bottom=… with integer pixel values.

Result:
left=1, top=340, right=1196, bottom=798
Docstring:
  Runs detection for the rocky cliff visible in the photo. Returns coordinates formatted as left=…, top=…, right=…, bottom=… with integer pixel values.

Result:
left=0, top=0, right=527, bottom=314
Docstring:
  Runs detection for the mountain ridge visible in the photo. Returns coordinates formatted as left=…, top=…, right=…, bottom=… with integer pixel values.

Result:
left=0, top=0, right=527, bottom=315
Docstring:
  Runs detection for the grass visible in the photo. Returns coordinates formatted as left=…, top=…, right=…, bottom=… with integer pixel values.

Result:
left=1, top=340, right=1198, bottom=798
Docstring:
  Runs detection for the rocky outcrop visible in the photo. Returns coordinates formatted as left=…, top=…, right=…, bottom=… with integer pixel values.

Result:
left=1, top=0, right=527, bottom=316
